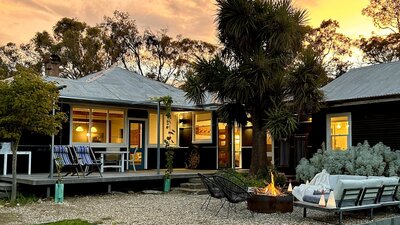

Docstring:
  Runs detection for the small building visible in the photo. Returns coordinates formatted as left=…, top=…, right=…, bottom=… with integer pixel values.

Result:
left=311, top=61, right=400, bottom=153
left=12, top=66, right=276, bottom=174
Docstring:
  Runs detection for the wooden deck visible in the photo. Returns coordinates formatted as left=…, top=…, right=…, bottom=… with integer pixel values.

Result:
left=0, top=169, right=217, bottom=186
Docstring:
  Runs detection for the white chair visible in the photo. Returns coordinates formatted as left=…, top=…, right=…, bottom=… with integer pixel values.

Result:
left=127, top=147, right=138, bottom=172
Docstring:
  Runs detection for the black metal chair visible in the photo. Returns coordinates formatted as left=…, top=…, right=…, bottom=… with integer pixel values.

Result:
left=198, top=173, right=225, bottom=211
left=73, top=145, right=103, bottom=177
left=213, top=175, right=254, bottom=217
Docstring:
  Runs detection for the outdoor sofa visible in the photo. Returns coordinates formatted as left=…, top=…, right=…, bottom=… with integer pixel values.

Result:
left=293, top=172, right=400, bottom=224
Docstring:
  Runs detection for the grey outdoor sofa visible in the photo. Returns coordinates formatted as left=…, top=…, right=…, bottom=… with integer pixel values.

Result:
left=294, top=175, right=400, bottom=224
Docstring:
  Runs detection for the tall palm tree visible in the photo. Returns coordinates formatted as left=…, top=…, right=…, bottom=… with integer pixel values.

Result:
left=183, top=0, right=326, bottom=174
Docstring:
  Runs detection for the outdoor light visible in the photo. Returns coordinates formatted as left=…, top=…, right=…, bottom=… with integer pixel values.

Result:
left=75, top=126, right=84, bottom=132
left=318, top=192, right=326, bottom=207
left=91, top=126, right=97, bottom=133
left=287, top=182, right=292, bottom=192
left=326, top=191, right=336, bottom=208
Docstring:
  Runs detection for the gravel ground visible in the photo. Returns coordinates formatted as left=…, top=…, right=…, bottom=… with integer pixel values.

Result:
left=0, top=191, right=398, bottom=225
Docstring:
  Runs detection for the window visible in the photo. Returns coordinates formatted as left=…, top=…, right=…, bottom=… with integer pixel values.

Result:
left=72, top=107, right=125, bottom=145
left=327, top=113, right=351, bottom=151
left=148, top=111, right=178, bottom=146
left=193, top=112, right=212, bottom=143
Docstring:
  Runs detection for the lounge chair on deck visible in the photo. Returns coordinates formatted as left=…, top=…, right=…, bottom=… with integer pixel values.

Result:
left=73, top=145, right=103, bottom=177
left=53, top=145, right=84, bottom=177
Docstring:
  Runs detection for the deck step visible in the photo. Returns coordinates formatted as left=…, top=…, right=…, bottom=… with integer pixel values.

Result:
left=180, top=182, right=205, bottom=189
left=188, top=177, right=202, bottom=183
left=175, top=187, right=208, bottom=195
left=0, top=182, right=12, bottom=191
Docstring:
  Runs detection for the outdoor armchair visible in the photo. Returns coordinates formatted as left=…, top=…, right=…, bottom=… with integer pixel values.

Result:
left=73, top=145, right=103, bottom=177
left=198, top=173, right=225, bottom=212
left=53, top=145, right=84, bottom=177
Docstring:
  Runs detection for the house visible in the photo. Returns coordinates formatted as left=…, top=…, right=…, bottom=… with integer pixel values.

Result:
left=11, top=66, right=276, bottom=174
left=310, top=61, right=400, bottom=154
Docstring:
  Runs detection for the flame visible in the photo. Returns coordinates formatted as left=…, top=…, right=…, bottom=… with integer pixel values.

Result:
left=259, top=172, right=282, bottom=196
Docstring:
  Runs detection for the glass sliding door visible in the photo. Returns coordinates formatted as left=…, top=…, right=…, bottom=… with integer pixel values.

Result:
left=218, top=123, right=231, bottom=168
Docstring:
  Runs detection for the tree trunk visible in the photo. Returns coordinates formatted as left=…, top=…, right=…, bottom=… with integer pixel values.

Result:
left=11, top=135, right=20, bottom=203
left=249, top=108, right=267, bottom=175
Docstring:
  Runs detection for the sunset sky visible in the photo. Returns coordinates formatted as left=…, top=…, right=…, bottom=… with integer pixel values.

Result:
left=0, top=0, right=385, bottom=45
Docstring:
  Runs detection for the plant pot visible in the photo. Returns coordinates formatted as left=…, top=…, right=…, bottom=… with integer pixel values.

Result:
left=164, top=178, right=171, bottom=192
left=55, top=183, right=64, bottom=203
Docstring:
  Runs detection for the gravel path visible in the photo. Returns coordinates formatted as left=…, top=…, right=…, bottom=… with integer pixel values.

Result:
left=0, top=191, right=397, bottom=225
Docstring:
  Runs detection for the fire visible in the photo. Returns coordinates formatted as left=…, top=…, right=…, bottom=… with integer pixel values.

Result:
left=258, top=172, right=282, bottom=196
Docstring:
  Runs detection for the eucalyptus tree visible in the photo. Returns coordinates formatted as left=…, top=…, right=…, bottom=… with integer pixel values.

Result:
left=183, top=0, right=326, bottom=174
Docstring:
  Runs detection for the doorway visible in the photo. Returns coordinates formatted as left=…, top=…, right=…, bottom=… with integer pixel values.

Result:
left=129, top=120, right=145, bottom=170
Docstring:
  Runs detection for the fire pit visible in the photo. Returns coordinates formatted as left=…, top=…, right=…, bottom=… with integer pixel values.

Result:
left=247, top=173, right=293, bottom=213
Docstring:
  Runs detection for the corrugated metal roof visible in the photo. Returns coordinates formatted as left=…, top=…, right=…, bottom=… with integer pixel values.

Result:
left=45, top=67, right=206, bottom=109
left=322, top=61, right=400, bottom=102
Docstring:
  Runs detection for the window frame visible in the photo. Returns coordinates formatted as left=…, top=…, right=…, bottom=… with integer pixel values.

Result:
left=70, top=105, right=127, bottom=147
left=147, top=110, right=179, bottom=147
left=192, top=111, right=213, bottom=144
left=326, top=112, right=352, bottom=151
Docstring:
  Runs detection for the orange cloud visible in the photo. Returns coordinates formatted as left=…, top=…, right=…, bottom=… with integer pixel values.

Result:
left=0, top=0, right=386, bottom=45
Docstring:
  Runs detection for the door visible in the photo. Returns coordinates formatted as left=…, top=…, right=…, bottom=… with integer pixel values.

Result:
left=129, top=120, right=145, bottom=170
left=218, top=123, right=231, bottom=168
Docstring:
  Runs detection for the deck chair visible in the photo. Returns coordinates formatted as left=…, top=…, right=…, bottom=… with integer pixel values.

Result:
left=126, top=147, right=138, bottom=172
left=53, top=145, right=84, bottom=177
left=214, top=175, right=254, bottom=217
left=73, top=145, right=103, bottom=177
left=198, top=173, right=225, bottom=212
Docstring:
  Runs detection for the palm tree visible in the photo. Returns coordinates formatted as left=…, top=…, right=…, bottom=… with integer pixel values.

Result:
left=183, top=0, right=326, bottom=174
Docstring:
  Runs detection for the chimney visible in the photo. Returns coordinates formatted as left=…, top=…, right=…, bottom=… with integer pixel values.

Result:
left=45, top=54, right=61, bottom=77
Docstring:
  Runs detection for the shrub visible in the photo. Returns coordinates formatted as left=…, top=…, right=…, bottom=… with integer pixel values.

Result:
left=296, top=141, right=400, bottom=181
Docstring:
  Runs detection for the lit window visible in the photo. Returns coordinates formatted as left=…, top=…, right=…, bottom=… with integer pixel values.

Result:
left=71, top=107, right=125, bottom=144
left=148, top=112, right=178, bottom=146
left=193, top=112, right=212, bottom=143
left=327, top=113, right=351, bottom=151
left=72, top=108, right=90, bottom=143
left=109, top=110, right=124, bottom=144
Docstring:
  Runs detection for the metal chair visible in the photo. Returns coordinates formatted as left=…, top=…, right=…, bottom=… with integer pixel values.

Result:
left=198, top=173, right=225, bottom=212
left=213, top=175, right=254, bottom=217
left=126, top=147, right=138, bottom=172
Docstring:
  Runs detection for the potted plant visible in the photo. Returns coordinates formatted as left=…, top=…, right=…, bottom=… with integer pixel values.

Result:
left=54, top=157, right=64, bottom=203
left=154, top=96, right=175, bottom=192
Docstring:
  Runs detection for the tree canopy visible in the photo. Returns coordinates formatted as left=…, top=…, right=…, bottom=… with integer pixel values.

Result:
left=0, top=67, right=66, bottom=202
left=183, top=0, right=326, bottom=174
left=359, top=0, right=400, bottom=64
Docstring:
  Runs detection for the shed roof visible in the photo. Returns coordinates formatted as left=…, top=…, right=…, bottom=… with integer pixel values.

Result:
left=45, top=67, right=207, bottom=109
left=322, top=61, right=400, bottom=103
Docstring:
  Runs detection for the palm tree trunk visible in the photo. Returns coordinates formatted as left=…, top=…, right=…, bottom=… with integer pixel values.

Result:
left=250, top=108, right=267, bottom=175
left=11, top=135, right=20, bottom=203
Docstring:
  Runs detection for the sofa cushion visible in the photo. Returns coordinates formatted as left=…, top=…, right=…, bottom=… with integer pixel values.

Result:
left=333, top=179, right=365, bottom=201
left=329, top=175, right=340, bottom=190
left=303, top=194, right=329, bottom=204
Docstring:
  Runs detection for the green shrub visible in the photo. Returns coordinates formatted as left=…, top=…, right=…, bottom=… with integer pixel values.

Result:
left=296, top=141, right=400, bottom=181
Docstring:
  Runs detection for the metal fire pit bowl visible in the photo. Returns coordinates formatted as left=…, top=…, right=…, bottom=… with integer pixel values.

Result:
left=247, top=194, right=293, bottom=213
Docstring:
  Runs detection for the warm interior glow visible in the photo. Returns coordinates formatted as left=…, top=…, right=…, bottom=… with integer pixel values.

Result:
left=91, top=126, right=97, bottom=133
left=75, top=126, right=84, bottom=132
left=258, top=173, right=282, bottom=196
left=330, top=115, right=349, bottom=151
